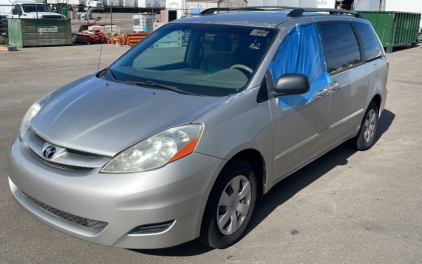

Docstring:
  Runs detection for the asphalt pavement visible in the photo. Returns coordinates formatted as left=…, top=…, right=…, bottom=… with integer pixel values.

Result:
left=0, top=44, right=421, bottom=263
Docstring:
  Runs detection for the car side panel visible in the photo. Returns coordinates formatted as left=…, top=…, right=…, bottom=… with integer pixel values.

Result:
left=193, top=87, right=273, bottom=192
left=327, top=65, right=369, bottom=146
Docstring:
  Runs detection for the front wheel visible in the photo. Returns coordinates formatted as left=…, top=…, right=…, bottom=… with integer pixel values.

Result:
left=199, top=159, right=257, bottom=248
left=349, top=102, right=379, bottom=150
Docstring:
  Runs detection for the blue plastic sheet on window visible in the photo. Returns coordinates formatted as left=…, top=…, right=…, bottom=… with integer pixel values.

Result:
left=268, top=23, right=332, bottom=108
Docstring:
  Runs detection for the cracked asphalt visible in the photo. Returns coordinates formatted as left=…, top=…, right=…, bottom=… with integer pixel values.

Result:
left=0, top=43, right=421, bottom=263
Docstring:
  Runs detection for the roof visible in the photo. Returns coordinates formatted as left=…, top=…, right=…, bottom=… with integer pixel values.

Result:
left=173, top=7, right=364, bottom=28
left=173, top=11, right=289, bottom=28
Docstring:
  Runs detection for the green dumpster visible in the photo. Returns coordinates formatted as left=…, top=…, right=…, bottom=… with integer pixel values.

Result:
left=358, top=11, right=421, bottom=53
left=8, top=18, right=72, bottom=48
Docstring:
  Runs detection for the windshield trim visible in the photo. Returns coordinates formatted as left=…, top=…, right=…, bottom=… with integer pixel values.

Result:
left=103, top=23, right=279, bottom=96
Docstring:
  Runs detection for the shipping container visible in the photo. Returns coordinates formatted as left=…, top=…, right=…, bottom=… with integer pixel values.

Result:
left=358, top=11, right=420, bottom=53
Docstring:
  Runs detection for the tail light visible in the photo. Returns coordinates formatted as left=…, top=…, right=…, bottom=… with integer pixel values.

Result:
left=385, top=55, right=389, bottom=69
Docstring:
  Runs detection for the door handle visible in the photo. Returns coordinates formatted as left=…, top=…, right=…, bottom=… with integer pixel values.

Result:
left=330, top=82, right=341, bottom=91
left=316, top=88, right=329, bottom=97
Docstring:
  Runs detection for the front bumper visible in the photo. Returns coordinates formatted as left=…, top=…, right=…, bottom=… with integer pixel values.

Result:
left=7, top=133, right=223, bottom=248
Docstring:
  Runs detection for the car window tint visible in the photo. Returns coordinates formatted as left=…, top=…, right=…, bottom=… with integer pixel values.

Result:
left=319, top=23, right=361, bottom=74
left=353, top=22, right=383, bottom=61
left=133, top=29, right=190, bottom=68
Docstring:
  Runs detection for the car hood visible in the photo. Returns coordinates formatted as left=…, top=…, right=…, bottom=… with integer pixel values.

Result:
left=30, top=75, right=228, bottom=157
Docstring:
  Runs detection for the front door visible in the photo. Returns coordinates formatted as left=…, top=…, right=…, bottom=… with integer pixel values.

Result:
left=269, top=23, right=332, bottom=183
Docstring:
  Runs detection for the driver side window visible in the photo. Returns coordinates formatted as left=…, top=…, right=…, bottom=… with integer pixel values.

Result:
left=268, top=23, right=331, bottom=107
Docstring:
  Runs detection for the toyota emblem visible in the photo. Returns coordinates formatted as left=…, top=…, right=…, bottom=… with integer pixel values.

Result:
left=43, top=145, right=56, bottom=159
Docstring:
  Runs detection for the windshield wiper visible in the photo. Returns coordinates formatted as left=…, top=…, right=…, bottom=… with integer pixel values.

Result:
left=125, top=80, right=202, bottom=96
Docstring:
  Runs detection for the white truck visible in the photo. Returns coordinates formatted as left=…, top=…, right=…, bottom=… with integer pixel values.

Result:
left=45, top=0, right=105, bottom=12
left=0, top=0, right=66, bottom=18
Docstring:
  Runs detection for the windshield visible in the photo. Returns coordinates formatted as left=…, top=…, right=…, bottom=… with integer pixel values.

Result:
left=22, top=4, right=53, bottom=13
left=107, top=23, right=277, bottom=96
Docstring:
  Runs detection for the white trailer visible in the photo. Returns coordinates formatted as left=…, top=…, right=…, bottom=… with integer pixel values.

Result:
left=101, top=0, right=165, bottom=13
left=46, top=0, right=104, bottom=12
left=0, top=0, right=65, bottom=18
left=384, top=0, right=422, bottom=29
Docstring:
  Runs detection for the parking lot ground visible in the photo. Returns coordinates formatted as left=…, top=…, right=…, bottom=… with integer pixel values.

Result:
left=0, top=44, right=422, bottom=263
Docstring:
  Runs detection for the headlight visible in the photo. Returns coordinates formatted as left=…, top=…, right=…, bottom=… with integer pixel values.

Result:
left=101, top=124, right=203, bottom=173
left=19, top=93, right=51, bottom=140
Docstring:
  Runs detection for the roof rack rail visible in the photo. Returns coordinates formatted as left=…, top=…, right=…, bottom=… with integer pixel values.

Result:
left=287, top=8, right=364, bottom=18
left=200, top=6, right=364, bottom=19
left=200, top=6, right=292, bottom=15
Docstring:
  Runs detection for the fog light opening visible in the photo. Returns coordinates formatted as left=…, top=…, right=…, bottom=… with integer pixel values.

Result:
left=129, top=220, right=175, bottom=235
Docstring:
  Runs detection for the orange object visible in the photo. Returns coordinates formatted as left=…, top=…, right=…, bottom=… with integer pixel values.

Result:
left=169, top=137, right=200, bottom=162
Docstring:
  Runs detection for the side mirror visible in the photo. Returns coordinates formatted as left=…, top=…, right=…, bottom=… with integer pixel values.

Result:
left=274, top=73, right=310, bottom=96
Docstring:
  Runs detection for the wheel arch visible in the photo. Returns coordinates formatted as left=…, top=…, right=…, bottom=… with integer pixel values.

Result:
left=224, top=148, right=267, bottom=197
left=371, top=94, right=382, bottom=115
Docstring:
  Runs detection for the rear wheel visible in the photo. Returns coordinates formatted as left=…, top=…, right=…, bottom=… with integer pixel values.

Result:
left=199, top=159, right=257, bottom=248
left=349, top=102, right=379, bottom=150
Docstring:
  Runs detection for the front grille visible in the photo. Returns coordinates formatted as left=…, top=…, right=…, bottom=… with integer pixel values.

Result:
left=21, top=191, right=108, bottom=231
left=41, top=159, right=94, bottom=171
left=30, top=148, right=94, bottom=171
left=29, top=131, right=102, bottom=171
left=66, top=148, right=103, bottom=158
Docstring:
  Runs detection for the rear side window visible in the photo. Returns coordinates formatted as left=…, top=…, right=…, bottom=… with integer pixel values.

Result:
left=353, top=22, right=383, bottom=61
left=319, top=23, right=361, bottom=74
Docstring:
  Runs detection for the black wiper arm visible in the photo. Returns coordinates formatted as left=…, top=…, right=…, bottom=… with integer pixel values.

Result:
left=126, top=80, right=201, bottom=96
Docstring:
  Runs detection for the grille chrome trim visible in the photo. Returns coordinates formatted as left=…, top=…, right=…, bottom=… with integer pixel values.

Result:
left=29, top=148, right=95, bottom=171
left=66, top=148, right=103, bottom=158
left=41, top=159, right=94, bottom=171
left=30, top=129, right=105, bottom=158
left=27, top=130, right=109, bottom=171
left=20, top=191, right=108, bottom=231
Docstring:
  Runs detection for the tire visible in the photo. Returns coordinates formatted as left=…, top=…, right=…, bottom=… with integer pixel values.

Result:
left=199, top=159, right=257, bottom=249
left=349, top=102, right=379, bottom=151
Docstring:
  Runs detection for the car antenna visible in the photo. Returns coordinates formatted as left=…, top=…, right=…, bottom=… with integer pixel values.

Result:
left=97, top=7, right=109, bottom=71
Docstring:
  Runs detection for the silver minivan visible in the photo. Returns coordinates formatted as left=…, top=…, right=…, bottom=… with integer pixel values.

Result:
left=7, top=7, right=388, bottom=249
